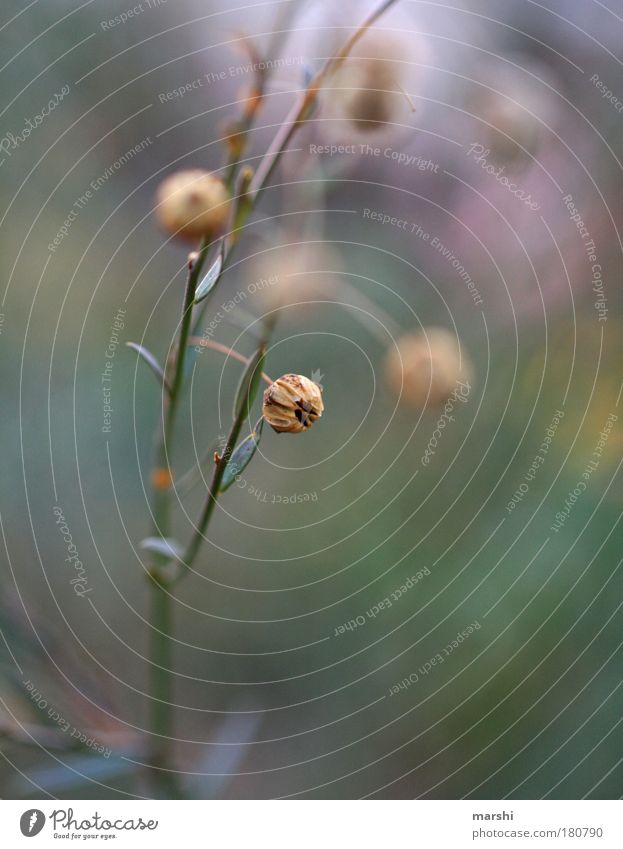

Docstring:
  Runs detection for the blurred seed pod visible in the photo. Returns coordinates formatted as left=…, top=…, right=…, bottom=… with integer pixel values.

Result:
left=321, top=30, right=412, bottom=140
left=385, top=328, right=473, bottom=409
left=263, top=374, right=324, bottom=433
left=155, top=170, right=231, bottom=242
left=248, top=243, right=341, bottom=313
left=473, top=57, right=560, bottom=164
left=480, top=96, right=542, bottom=163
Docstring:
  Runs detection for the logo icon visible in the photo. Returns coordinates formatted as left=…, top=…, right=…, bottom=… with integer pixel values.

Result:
left=20, top=810, right=45, bottom=837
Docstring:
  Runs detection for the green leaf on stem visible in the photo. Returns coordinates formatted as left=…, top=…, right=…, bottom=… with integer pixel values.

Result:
left=140, top=536, right=183, bottom=560
left=126, top=342, right=170, bottom=394
left=232, top=343, right=266, bottom=421
left=219, top=418, right=264, bottom=493
left=194, top=252, right=222, bottom=304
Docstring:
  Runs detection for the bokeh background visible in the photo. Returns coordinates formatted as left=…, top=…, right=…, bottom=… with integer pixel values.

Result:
left=1, top=0, right=622, bottom=799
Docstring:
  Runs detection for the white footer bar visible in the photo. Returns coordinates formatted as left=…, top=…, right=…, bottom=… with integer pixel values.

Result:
left=1, top=800, right=621, bottom=847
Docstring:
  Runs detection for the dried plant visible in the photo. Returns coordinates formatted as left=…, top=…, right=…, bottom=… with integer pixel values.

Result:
left=125, top=0, right=402, bottom=797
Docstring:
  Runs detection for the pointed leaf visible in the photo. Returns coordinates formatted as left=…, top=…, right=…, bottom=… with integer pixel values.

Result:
left=140, top=536, right=183, bottom=560
left=194, top=253, right=222, bottom=304
left=220, top=418, right=264, bottom=493
left=126, top=342, right=170, bottom=394
left=232, top=344, right=266, bottom=421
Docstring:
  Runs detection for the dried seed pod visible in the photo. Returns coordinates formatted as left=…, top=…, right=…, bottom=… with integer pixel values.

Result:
left=155, top=170, right=231, bottom=242
left=385, top=328, right=472, bottom=409
left=262, top=374, right=324, bottom=433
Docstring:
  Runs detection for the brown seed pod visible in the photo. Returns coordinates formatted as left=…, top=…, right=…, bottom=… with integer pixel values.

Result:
left=331, top=66, right=394, bottom=129
left=262, top=374, right=324, bottom=433
left=385, top=328, right=473, bottom=409
left=322, top=31, right=410, bottom=137
left=155, top=170, right=231, bottom=242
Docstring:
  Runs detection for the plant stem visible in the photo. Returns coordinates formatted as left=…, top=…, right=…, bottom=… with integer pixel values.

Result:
left=143, top=0, right=401, bottom=797
left=187, top=336, right=273, bottom=384
left=178, top=330, right=272, bottom=577
left=152, top=241, right=210, bottom=529
left=147, top=574, right=180, bottom=798
left=146, top=240, right=209, bottom=796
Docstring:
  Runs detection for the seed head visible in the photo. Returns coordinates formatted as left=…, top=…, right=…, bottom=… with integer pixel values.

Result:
left=155, top=170, right=231, bottom=242
left=323, top=32, right=409, bottom=136
left=262, top=374, right=324, bottom=434
left=481, top=97, right=541, bottom=162
left=385, top=328, right=472, bottom=409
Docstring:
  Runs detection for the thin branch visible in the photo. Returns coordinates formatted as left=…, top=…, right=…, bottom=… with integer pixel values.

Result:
left=187, top=336, right=273, bottom=385
left=177, top=320, right=274, bottom=579
left=249, top=0, right=401, bottom=200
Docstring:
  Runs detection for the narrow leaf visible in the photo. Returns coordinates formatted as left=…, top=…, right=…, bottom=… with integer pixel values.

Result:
left=140, top=536, right=183, bottom=560
left=220, top=418, right=264, bottom=493
left=232, top=345, right=266, bottom=421
left=302, top=64, right=314, bottom=87
left=194, top=253, right=222, bottom=303
left=126, top=342, right=170, bottom=394
left=10, top=750, right=140, bottom=796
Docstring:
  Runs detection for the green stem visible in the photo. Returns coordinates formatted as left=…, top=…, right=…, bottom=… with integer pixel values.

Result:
left=153, top=240, right=210, bottom=526
left=143, top=0, right=401, bottom=797
left=179, top=331, right=271, bottom=576
left=146, top=239, right=209, bottom=797
left=147, top=574, right=180, bottom=798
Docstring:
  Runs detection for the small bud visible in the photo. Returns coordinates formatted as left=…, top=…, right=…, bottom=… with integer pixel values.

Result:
left=240, top=84, right=263, bottom=119
left=262, top=374, right=324, bottom=433
left=221, top=119, right=246, bottom=159
left=151, top=467, right=174, bottom=490
left=155, top=170, right=231, bottom=242
left=385, top=328, right=473, bottom=409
